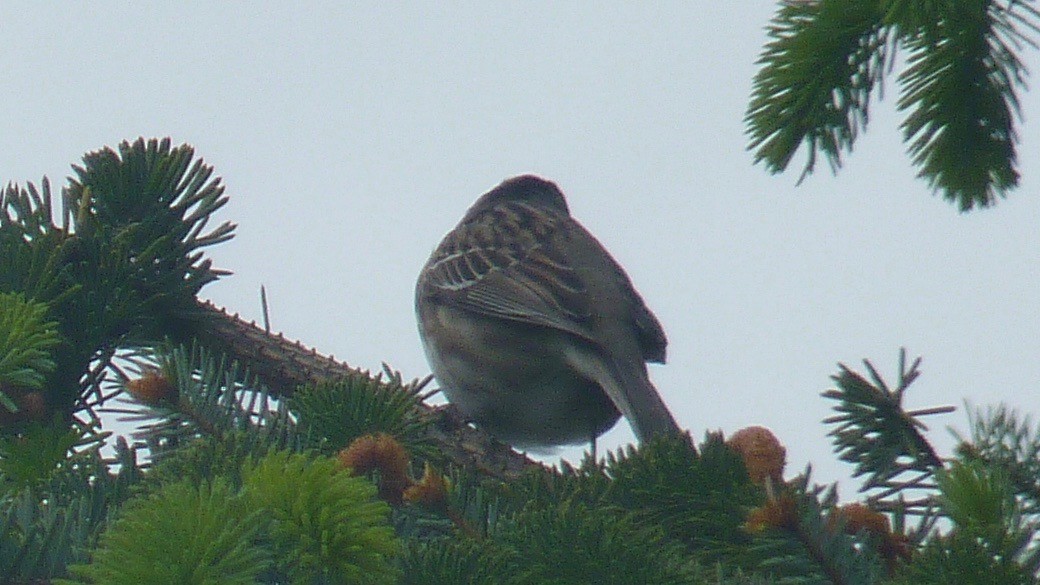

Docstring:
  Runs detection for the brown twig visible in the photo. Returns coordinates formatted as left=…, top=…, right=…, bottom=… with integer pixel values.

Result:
left=188, top=300, right=540, bottom=481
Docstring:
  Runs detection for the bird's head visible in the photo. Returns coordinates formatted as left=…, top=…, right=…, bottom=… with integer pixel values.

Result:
left=466, top=174, right=570, bottom=218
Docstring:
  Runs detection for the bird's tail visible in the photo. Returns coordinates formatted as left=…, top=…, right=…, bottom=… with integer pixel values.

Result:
left=605, top=359, right=682, bottom=443
left=563, top=345, right=682, bottom=443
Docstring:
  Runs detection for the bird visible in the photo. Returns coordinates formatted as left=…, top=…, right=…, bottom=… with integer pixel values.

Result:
left=415, top=175, right=681, bottom=450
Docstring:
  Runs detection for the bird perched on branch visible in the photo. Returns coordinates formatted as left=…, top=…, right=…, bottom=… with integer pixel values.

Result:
left=416, top=175, right=681, bottom=450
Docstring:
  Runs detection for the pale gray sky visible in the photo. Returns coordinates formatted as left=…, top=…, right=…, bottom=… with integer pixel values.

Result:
left=3, top=3, right=1039, bottom=492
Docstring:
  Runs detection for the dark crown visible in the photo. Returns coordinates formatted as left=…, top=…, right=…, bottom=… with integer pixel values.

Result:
left=467, top=174, right=570, bottom=217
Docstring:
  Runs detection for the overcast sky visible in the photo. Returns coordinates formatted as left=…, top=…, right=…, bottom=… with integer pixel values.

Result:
left=4, top=3, right=1039, bottom=493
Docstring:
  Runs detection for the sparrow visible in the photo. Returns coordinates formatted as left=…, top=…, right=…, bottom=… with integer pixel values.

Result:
left=415, top=175, right=681, bottom=449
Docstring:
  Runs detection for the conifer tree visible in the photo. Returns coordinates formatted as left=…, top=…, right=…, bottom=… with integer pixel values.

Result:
left=2, top=1, right=1039, bottom=582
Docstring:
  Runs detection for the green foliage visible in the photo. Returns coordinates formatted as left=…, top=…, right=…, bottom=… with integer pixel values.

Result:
left=391, top=463, right=506, bottom=542
left=289, top=373, right=430, bottom=457
left=497, top=500, right=697, bottom=585
left=0, top=438, right=138, bottom=582
left=606, top=434, right=761, bottom=559
left=242, top=450, right=400, bottom=584
left=893, top=530, right=1036, bottom=585
left=823, top=350, right=946, bottom=494
left=0, top=138, right=235, bottom=425
left=0, top=179, right=72, bottom=305
left=939, top=460, right=1017, bottom=540
left=134, top=343, right=301, bottom=463
left=502, top=456, right=612, bottom=515
left=419, top=435, right=761, bottom=584
left=746, top=0, right=887, bottom=182
left=0, top=420, right=98, bottom=491
left=957, top=404, right=1040, bottom=514
left=400, top=501, right=699, bottom=585
left=893, top=459, right=1040, bottom=585
left=747, top=0, right=1039, bottom=210
left=62, top=479, right=269, bottom=585
left=144, top=431, right=280, bottom=491
left=820, top=354, right=1040, bottom=583
left=747, top=481, right=884, bottom=585
left=52, top=138, right=233, bottom=353
left=0, top=292, right=59, bottom=399
left=933, top=460, right=1040, bottom=575
left=65, top=450, right=401, bottom=584
left=893, top=0, right=1034, bottom=210
left=693, top=566, right=779, bottom=585
left=497, top=434, right=761, bottom=566
left=398, top=539, right=509, bottom=585
left=67, top=137, right=234, bottom=308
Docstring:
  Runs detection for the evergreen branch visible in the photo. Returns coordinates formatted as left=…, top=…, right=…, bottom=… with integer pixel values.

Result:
left=67, top=138, right=235, bottom=282
left=937, top=460, right=1019, bottom=539
left=189, top=301, right=383, bottom=395
left=895, top=529, right=1038, bottom=584
left=893, top=0, right=1037, bottom=210
left=62, top=137, right=235, bottom=345
left=0, top=180, right=74, bottom=311
left=0, top=293, right=59, bottom=398
left=823, top=350, right=951, bottom=495
left=61, top=478, right=269, bottom=585
left=241, top=451, right=400, bottom=584
left=3, top=139, right=238, bottom=425
left=119, top=343, right=302, bottom=464
left=956, top=404, right=1040, bottom=517
left=398, top=539, right=507, bottom=585
left=604, top=434, right=761, bottom=561
left=746, top=0, right=889, bottom=182
left=747, top=477, right=884, bottom=584
left=189, top=300, right=540, bottom=480
left=0, top=178, right=60, bottom=242
left=748, top=0, right=1038, bottom=210
left=0, top=437, right=138, bottom=583
left=290, top=375, right=432, bottom=459
left=0, top=421, right=101, bottom=491
left=6, top=139, right=536, bottom=485
left=897, top=459, right=1040, bottom=582
left=496, top=500, right=696, bottom=585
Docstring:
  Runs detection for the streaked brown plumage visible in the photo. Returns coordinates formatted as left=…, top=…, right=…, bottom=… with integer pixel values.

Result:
left=416, top=175, right=680, bottom=448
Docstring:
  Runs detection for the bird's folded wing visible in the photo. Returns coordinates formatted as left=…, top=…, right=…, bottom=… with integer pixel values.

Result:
left=424, top=234, right=597, bottom=342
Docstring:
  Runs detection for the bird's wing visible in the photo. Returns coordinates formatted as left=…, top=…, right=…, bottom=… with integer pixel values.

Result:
left=627, top=277, right=667, bottom=364
left=420, top=202, right=597, bottom=342
left=560, top=221, right=668, bottom=364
